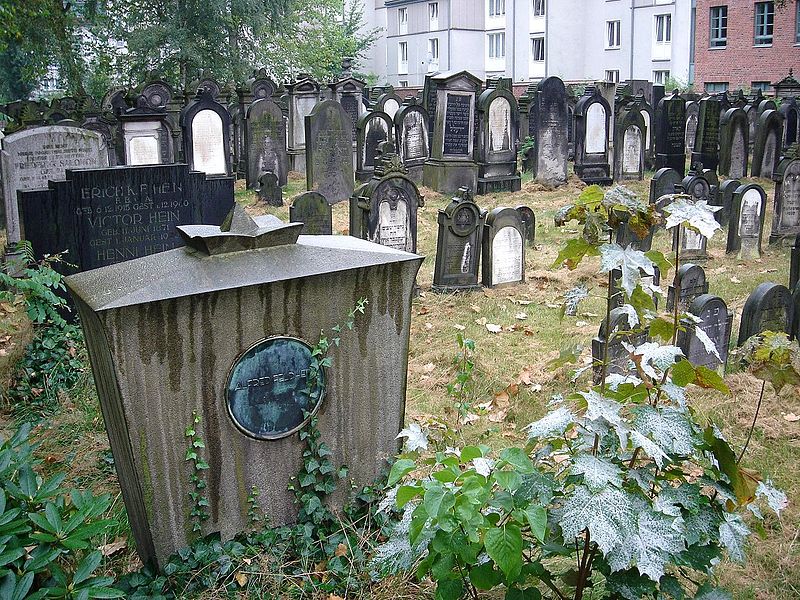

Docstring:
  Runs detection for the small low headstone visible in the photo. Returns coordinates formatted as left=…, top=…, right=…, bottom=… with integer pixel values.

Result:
left=515, top=205, right=536, bottom=246
left=592, top=307, right=647, bottom=384
left=432, top=187, right=484, bottom=292
left=678, top=294, right=732, bottom=374
left=482, top=207, right=525, bottom=288
left=289, top=191, right=332, bottom=235
left=650, top=167, right=682, bottom=212
left=666, top=263, right=709, bottom=313
left=256, top=172, right=282, bottom=206
left=751, top=110, right=783, bottom=178
left=770, top=157, right=800, bottom=244
left=673, top=169, right=715, bottom=261
left=305, top=99, right=354, bottom=204
left=737, top=282, right=792, bottom=345
left=714, top=179, right=741, bottom=227
left=727, top=183, right=766, bottom=259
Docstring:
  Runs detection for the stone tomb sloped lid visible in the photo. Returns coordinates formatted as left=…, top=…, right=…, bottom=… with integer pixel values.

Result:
left=66, top=208, right=421, bottom=312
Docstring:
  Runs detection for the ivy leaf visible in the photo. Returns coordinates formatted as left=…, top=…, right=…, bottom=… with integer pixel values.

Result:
left=551, top=238, right=600, bottom=270
left=662, top=198, right=722, bottom=238
left=559, top=485, right=637, bottom=555
left=600, top=243, right=655, bottom=297
left=756, top=480, right=788, bottom=515
left=634, top=406, right=697, bottom=456
left=484, top=524, right=523, bottom=579
left=570, top=454, right=623, bottom=490
left=397, top=423, right=428, bottom=452
left=718, top=512, right=749, bottom=563
left=524, top=407, right=574, bottom=440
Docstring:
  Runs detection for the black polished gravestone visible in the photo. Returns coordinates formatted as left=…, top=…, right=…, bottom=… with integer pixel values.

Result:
left=475, top=81, right=521, bottom=194
left=666, top=263, right=709, bottom=313
left=727, top=183, right=767, bottom=259
left=714, top=179, right=741, bottom=227
left=574, top=87, right=613, bottom=185
left=591, top=307, right=647, bottom=384
left=481, top=207, right=525, bottom=288
left=737, top=282, right=792, bottom=345
left=791, top=234, right=800, bottom=292
left=655, top=90, right=687, bottom=175
left=356, top=110, right=393, bottom=183
left=256, top=172, right=282, bottom=207
left=350, top=144, right=424, bottom=253
left=432, top=187, right=485, bottom=292
left=289, top=191, right=332, bottom=235
left=245, top=97, right=288, bottom=189
left=719, top=107, right=749, bottom=179
left=691, top=96, right=721, bottom=172
left=516, top=205, right=536, bottom=246
left=770, top=157, right=800, bottom=244
left=678, top=294, right=732, bottom=374
left=752, top=110, right=784, bottom=179
left=305, top=99, right=354, bottom=204
left=18, top=163, right=234, bottom=274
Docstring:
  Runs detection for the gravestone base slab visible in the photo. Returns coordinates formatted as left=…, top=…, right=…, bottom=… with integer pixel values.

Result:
left=575, top=164, right=612, bottom=186
left=477, top=174, right=521, bottom=195
left=406, top=164, right=424, bottom=185
left=431, top=282, right=483, bottom=294
left=289, top=149, right=306, bottom=174
left=423, top=159, right=478, bottom=195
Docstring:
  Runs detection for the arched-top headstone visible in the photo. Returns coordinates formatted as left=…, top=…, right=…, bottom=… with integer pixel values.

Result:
left=779, top=97, right=799, bottom=149
left=691, top=96, right=721, bottom=171
left=532, top=76, right=568, bottom=185
left=685, top=101, right=700, bottom=152
left=614, top=104, right=646, bottom=181
left=678, top=294, right=732, bottom=373
left=375, top=90, right=403, bottom=120
left=515, top=205, right=536, bottom=246
left=245, top=97, right=288, bottom=188
left=180, top=89, right=232, bottom=175
left=752, top=109, right=784, bottom=178
left=770, top=156, right=800, bottom=244
left=329, top=75, right=366, bottom=142
left=719, top=107, right=749, bottom=179
left=715, top=178, right=741, bottom=227
left=394, top=101, right=430, bottom=184
left=737, top=282, right=792, bottom=345
left=433, top=186, right=485, bottom=292
left=651, top=167, right=682, bottom=212
left=574, top=87, right=612, bottom=185
left=592, top=306, right=647, bottom=383
left=289, top=191, right=332, bottom=235
left=673, top=169, right=715, bottom=261
left=248, top=68, right=278, bottom=100
left=632, top=96, right=654, bottom=169
left=356, top=110, right=394, bottom=182
left=727, top=183, right=767, bottom=259
left=667, top=263, right=708, bottom=313
left=476, top=81, right=521, bottom=193
left=305, top=99, right=354, bottom=204
left=482, top=207, right=525, bottom=288
left=655, top=89, right=686, bottom=175
left=119, top=95, right=169, bottom=166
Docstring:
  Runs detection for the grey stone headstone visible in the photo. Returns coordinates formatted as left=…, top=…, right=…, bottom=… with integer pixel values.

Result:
left=1, top=125, right=109, bottom=243
left=515, top=205, right=536, bottom=246
left=476, top=83, right=521, bottom=194
left=432, top=187, right=484, bottom=292
left=180, top=89, right=233, bottom=176
left=286, top=75, right=321, bottom=172
left=655, top=90, right=686, bottom=175
left=531, top=76, right=569, bottom=186
left=614, top=105, right=645, bottom=181
left=727, top=183, right=766, bottom=259
left=752, top=109, right=783, bottom=178
left=482, top=207, right=525, bottom=288
left=666, top=263, right=709, bottom=313
left=256, top=171, right=282, bottom=207
left=245, top=98, right=288, bottom=189
left=678, top=294, right=732, bottom=374
left=672, top=170, right=715, bottom=261
left=737, top=282, right=792, bottom=345
left=714, top=179, right=740, bottom=227
left=289, top=191, right=332, bottom=235
left=770, top=157, right=800, bottom=244
left=574, top=87, right=612, bottom=185
left=684, top=101, right=699, bottom=153
left=719, top=107, right=749, bottom=179
left=356, top=111, right=393, bottom=182
left=395, top=103, right=430, bottom=184
left=64, top=220, right=422, bottom=567
left=651, top=167, right=683, bottom=212
left=304, top=99, right=354, bottom=204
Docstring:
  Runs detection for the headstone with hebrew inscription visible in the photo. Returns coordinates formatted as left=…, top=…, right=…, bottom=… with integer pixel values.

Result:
left=574, top=87, right=612, bottom=185
left=678, top=294, right=732, bottom=374
left=691, top=97, right=721, bottom=172
left=770, top=157, right=800, bottom=244
left=305, top=100, right=354, bottom=204
left=181, top=90, right=232, bottom=176
left=245, top=97, right=287, bottom=188
left=475, top=81, right=520, bottom=193
left=432, top=187, right=484, bottom=292
left=394, top=102, right=429, bottom=184
left=655, top=90, right=686, bottom=175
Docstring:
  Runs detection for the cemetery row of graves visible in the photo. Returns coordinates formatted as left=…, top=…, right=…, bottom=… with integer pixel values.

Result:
left=0, top=64, right=798, bottom=598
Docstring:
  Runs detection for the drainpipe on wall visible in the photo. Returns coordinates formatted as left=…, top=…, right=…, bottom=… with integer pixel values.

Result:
left=629, top=0, right=635, bottom=80
left=509, top=0, right=515, bottom=81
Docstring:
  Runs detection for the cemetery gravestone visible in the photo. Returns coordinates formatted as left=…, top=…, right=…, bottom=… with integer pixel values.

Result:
left=678, top=294, right=732, bottom=374
left=432, top=187, right=485, bottom=292
left=691, top=97, right=721, bottom=171
left=516, top=205, right=536, bottom=246
left=286, top=75, right=321, bottom=173
left=305, top=100, right=354, bottom=204
left=574, top=88, right=613, bottom=185
left=423, top=71, right=482, bottom=194
left=256, top=172, right=282, bottom=207
left=119, top=97, right=167, bottom=167
left=181, top=90, right=232, bottom=176
left=719, top=107, right=749, bottom=179
left=673, top=171, right=715, bottom=261
left=714, top=179, right=741, bottom=227
left=685, top=101, right=699, bottom=154
left=482, top=207, right=525, bottom=288
left=779, top=98, right=799, bottom=149
left=651, top=167, right=682, bottom=212
left=475, top=81, right=521, bottom=193
left=655, top=90, right=686, bottom=175
left=245, top=98, right=288, bottom=189
left=394, top=102, right=430, bottom=184
left=613, top=105, right=645, bottom=181
left=18, top=163, right=233, bottom=273
left=531, top=76, right=569, bottom=185
left=737, top=282, right=792, bottom=345
left=634, top=96, right=655, bottom=170
left=727, top=183, right=766, bottom=259
left=592, top=307, right=647, bottom=384
left=793, top=279, right=800, bottom=341
left=375, top=90, right=403, bottom=121
left=65, top=208, right=422, bottom=567
left=791, top=234, right=800, bottom=291
left=770, top=157, right=800, bottom=244
left=751, top=110, right=783, bottom=178
left=329, top=75, right=366, bottom=143
left=289, top=191, right=332, bottom=235
left=1, top=125, right=109, bottom=243
left=356, top=111, right=393, bottom=183
left=667, top=263, right=709, bottom=313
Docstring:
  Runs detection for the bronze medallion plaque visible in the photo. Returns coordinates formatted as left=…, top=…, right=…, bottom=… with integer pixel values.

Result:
left=226, top=337, right=324, bottom=440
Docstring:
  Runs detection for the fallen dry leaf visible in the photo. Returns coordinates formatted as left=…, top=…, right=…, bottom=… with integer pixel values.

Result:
left=783, top=413, right=800, bottom=422
left=234, top=572, right=248, bottom=587
left=422, top=363, right=435, bottom=373
left=329, top=595, right=346, bottom=600
left=461, top=412, right=480, bottom=425
left=517, top=367, right=533, bottom=385
left=515, top=312, right=528, bottom=320
left=485, top=323, right=503, bottom=333
left=475, top=316, right=488, bottom=326
left=730, top=276, right=742, bottom=283
left=424, top=322, right=433, bottom=330
left=470, top=304, right=481, bottom=313
left=575, top=321, right=588, bottom=327
left=417, top=306, right=430, bottom=315
left=453, top=324, right=466, bottom=331
left=545, top=303, right=559, bottom=309
left=335, top=543, right=348, bottom=557
left=98, top=538, right=127, bottom=557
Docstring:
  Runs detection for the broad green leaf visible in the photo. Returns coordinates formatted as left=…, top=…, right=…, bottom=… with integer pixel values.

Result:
left=693, top=366, right=730, bottom=394
left=644, top=250, right=673, bottom=274
left=524, top=506, right=547, bottom=542
left=649, top=318, right=675, bottom=343
left=469, top=561, right=502, bottom=590
left=434, top=576, right=463, bottom=600
left=396, top=485, right=422, bottom=508
left=703, top=427, right=757, bottom=504
left=499, top=448, right=534, bottom=474
left=693, top=583, right=733, bottom=600
left=559, top=485, right=637, bottom=555
left=524, top=407, right=574, bottom=440
left=658, top=574, right=685, bottom=599
left=605, top=568, right=657, bottom=600
left=600, top=243, right=655, bottom=297
left=494, top=470, right=522, bottom=492
left=460, top=446, right=483, bottom=462
left=570, top=454, right=623, bottom=490
left=506, top=586, right=542, bottom=600
left=387, top=459, right=416, bottom=487
left=551, top=237, right=599, bottom=270
left=424, top=484, right=454, bottom=519
left=670, top=359, right=695, bottom=386
left=484, top=524, right=523, bottom=578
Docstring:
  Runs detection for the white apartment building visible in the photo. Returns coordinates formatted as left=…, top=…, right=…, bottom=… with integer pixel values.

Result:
left=361, top=0, right=694, bottom=87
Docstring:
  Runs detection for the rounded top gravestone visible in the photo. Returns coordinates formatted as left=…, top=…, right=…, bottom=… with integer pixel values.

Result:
left=304, top=99, right=355, bottom=204
left=737, top=282, right=792, bottom=345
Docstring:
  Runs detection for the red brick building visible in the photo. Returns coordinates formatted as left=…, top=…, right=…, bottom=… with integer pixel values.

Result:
left=694, top=0, right=800, bottom=92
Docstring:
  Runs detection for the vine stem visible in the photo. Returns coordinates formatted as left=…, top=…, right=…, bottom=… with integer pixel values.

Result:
left=737, top=380, right=766, bottom=464
left=671, top=226, right=682, bottom=347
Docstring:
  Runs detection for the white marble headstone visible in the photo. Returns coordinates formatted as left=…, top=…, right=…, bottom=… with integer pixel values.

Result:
left=191, top=109, right=226, bottom=175
left=488, top=97, right=511, bottom=152
left=623, top=125, right=642, bottom=173
left=585, top=103, right=606, bottom=154
left=378, top=199, right=411, bottom=251
left=492, top=226, right=523, bottom=284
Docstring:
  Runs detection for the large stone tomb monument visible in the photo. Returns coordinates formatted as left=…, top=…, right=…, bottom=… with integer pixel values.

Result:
left=2, top=125, right=109, bottom=243
left=65, top=208, right=422, bottom=566
left=18, top=163, right=234, bottom=274
left=432, top=186, right=485, bottom=292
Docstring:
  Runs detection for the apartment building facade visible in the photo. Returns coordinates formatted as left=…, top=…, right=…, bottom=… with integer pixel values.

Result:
left=694, top=0, right=800, bottom=92
left=362, top=0, right=694, bottom=87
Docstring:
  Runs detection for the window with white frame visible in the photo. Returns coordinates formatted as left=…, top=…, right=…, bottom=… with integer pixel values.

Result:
left=710, top=6, right=727, bottom=48
left=705, top=82, right=728, bottom=93
left=429, top=2, right=439, bottom=29
left=398, top=7, right=408, bottom=35
left=606, top=21, right=621, bottom=49
left=489, top=0, right=505, bottom=17
left=655, top=14, right=672, bottom=44
left=399, top=80, right=409, bottom=87
left=398, top=41, right=408, bottom=74
left=531, top=36, right=545, bottom=62
left=754, top=2, right=774, bottom=45
left=488, top=32, right=505, bottom=59
left=428, top=38, right=439, bottom=70
left=533, top=0, right=545, bottom=17
left=605, top=70, right=620, bottom=83
left=653, top=70, right=670, bottom=85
